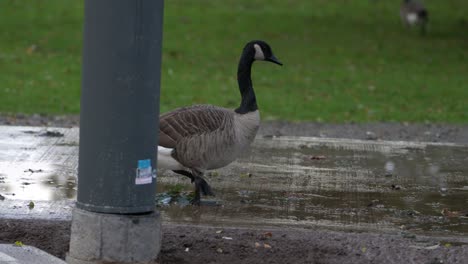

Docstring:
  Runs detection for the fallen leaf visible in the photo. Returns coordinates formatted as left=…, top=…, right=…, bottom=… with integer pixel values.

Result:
left=402, top=232, right=416, bottom=239
left=28, top=201, right=34, bottom=209
left=264, top=243, right=272, bottom=249
left=14, top=241, right=23, bottom=247
left=255, top=242, right=261, bottom=248
left=240, top=172, right=252, bottom=178
left=441, top=208, right=460, bottom=218
left=361, top=247, right=367, bottom=253
left=26, top=44, right=37, bottom=55
left=39, top=131, right=64, bottom=137
left=24, top=169, right=43, bottom=173
left=263, top=232, right=273, bottom=238
left=409, top=244, right=440, bottom=250
left=216, top=230, right=223, bottom=234
left=425, top=244, right=440, bottom=250
left=209, top=171, right=220, bottom=177
left=310, top=155, right=326, bottom=160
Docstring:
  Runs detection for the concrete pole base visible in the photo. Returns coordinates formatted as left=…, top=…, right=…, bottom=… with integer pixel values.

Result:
left=66, top=208, right=161, bottom=264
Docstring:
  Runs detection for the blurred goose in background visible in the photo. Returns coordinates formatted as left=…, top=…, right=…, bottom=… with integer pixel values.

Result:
left=400, top=0, right=429, bottom=34
left=158, top=40, right=282, bottom=205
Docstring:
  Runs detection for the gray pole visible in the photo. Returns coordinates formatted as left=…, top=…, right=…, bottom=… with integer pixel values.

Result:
left=77, top=0, right=163, bottom=213
left=68, top=0, right=163, bottom=263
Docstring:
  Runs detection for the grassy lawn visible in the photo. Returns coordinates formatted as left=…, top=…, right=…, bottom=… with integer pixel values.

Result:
left=0, top=0, right=467, bottom=123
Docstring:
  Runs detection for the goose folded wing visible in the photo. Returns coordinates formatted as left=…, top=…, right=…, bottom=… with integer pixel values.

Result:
left=158, top=105, right=229, bottom=148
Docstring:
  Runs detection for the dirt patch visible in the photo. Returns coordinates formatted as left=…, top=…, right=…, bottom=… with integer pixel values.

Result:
left=0, top=219, right=70, bottom=259
left=0, top=113, right=467, bottom=144
left=1, top=219, right=467, bottom=263
left=259, top=121, right=468, bottom=144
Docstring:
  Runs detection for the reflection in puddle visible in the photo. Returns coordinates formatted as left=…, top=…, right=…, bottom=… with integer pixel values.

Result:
left=0, top=162, right=76, bottom=201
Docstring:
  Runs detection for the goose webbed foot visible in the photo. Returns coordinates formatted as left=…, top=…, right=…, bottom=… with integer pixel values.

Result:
left=191, top=176, right=215, bottom=205
left=173, top=170, right=214, bottom=205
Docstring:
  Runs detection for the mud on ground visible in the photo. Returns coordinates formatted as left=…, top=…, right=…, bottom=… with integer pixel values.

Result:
left=1, top=219, right=468, bottom=264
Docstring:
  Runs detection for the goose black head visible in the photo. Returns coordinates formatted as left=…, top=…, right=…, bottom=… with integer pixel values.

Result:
left=247, top=40, right=282, bottom=66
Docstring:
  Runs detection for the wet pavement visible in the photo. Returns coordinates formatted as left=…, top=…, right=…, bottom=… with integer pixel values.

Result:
left=0, top=126, right=467, bottom=240
left=0, top=126, right=78, bottom=201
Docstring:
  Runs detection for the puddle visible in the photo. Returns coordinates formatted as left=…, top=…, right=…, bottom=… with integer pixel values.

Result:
left=157, top=137, right=468, bottom=236
left=0, top=126, right=467, bottom=236
left=0, top=162, right=76, bottom=201
left=0, top=126, right=78, bottom=201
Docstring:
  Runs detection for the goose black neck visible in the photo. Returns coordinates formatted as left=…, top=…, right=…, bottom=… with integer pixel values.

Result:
left=235, top=52, right=257, bottom=114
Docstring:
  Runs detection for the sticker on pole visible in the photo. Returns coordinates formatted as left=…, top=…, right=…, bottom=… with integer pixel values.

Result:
left=135, top=159, right=153, bottom=185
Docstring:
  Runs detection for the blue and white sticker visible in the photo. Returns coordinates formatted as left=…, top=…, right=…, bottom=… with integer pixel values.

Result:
left=135, top=159, right=153, bottom=185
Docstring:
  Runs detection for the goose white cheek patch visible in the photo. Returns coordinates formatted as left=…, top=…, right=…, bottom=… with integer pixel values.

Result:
left=254, top=44, right=265, bottom=60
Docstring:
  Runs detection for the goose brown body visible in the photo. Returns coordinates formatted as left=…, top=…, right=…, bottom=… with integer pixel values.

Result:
left=159, top=105, right=260, bottom=171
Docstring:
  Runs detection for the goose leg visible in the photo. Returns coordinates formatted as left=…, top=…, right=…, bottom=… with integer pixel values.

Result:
left=194, top=175, right=214, bottom=196
left=172, top=170, right=194, bottom=182
left=172, top=170, right=215, bottom=205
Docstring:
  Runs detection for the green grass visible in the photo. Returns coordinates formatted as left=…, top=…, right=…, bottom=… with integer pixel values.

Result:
left=1, top=0, right=467, bottom=123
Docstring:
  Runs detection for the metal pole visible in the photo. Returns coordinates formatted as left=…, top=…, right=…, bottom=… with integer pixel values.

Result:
left=77, top=0, right=163, bottom=214
left=68, top=1, right=163, bottom=262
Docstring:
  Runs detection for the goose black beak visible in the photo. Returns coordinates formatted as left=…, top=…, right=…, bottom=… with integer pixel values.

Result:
left=266, top=55, right=283, bottom=66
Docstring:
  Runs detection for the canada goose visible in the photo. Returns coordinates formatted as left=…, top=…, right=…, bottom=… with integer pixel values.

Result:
left=158, top=40, right=282, bottom=204
left=400, top=0, right=428, bottom=35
